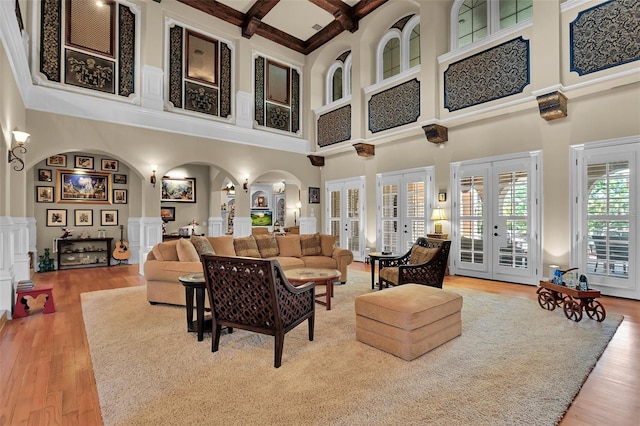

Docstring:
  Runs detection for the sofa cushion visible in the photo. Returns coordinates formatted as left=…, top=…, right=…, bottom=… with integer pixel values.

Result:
left=300, top=233, right=322, bottom=256
left=300, top=256, right=338, bottom=271
left=234, top=236, right=261, bottom=258
left=190, top=235, right=214, bottom=255
left=254, top=234, right=279, bottom=258
left=268, top=256, right=305, bottom=270
left=320, top=234, right=338, bottom=257
left=409, top=246, right=439, bottom=265
left=276, top=235, right=302, bottom=257
left=177, top=238, right=200, bottom=262
left=152, top=240, right=179, bottom=262
left=209, top=236, right=236, bottom=256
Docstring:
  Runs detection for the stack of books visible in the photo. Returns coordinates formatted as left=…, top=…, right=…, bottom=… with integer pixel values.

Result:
left=16, top=280, right=34, bottom=291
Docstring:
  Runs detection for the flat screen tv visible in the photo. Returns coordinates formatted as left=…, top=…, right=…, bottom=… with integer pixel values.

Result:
left=251, top=210, right=273, bottom=226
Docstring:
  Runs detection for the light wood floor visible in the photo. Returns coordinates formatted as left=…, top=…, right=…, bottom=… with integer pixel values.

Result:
left=1, top=263, right=638, bottom=425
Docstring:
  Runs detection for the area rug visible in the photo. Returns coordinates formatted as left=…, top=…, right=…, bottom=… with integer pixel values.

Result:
left=82, top=271, right=622, bottom=426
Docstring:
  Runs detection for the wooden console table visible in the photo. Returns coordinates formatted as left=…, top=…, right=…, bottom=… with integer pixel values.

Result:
left=57, top=238, right=113, bottom=270
left=536, top=281, right=606, bottom=322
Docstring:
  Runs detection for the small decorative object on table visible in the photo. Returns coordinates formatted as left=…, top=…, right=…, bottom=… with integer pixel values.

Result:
left=60, top=227, right=73, bottom=239
left=578, top=274, right=589, bottom=291
left=38, top=248, right=55, bottom=272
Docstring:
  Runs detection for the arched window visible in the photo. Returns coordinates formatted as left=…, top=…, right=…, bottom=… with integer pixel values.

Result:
left=376, top=15, right=421, bottom=83
left=332, top=67, right=343, bottom=102
left=452, top=0, right=532, bottom=50
left=325, top=51, right=352, bottom=105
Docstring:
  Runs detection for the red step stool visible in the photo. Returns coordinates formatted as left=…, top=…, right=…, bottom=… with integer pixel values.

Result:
left=14, top=284, right=56, bottom=318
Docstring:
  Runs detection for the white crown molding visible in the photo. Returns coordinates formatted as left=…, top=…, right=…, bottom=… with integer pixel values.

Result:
left=561, top=0, right=594, bottom=13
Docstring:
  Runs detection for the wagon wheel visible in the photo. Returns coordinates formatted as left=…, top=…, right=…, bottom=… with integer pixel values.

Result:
left=563, top=299, right=583, bottom=322
left=585, top=300, right=606, bottom=322
left=537, top=290, right=555, bottom=311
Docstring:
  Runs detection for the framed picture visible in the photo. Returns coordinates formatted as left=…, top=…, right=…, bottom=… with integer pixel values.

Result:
left=160, top=206, right=176, bottom=222
left=101, top=209, right=118, bottom=226
left=309, top=187, right=320, bottom=204
left=46, top=154, right=67, bottom=167
left=56, top=170, right=111, bottom=203
left=46, top=209, right=67, bottom=227
left=39, top=169, right=53, bottom=182
left=36, top=186, right=54, bottom=203
left=161, top=177, right=196, bottom=203
left=113, top=189, right=127, bottom=204
left=101, top=159, right=119, bottom=171
left=438, top=192, right=447, bottom=202
left=74, top=155, right=94, bottom=170
left=74, top=209, right=93, bottom=226
left=113, top=174, right=127, bottom=184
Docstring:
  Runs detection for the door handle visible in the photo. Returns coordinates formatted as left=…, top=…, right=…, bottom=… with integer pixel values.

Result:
left=494, top=232, right=499, bottom=236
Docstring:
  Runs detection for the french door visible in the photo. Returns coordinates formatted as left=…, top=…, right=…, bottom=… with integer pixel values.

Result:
left=451, top=152, right=541, bottom=285
left=377, top=168, right=434, bottom=253
left=325, top=177, right=365, bottom=261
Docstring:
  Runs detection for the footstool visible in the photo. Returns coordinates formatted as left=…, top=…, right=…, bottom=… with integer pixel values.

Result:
left=13, top=284, right=56, bottom=318
left=355, top=284, right=462, bottom=360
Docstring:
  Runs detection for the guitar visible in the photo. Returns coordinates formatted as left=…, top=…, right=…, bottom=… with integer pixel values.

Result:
left=112, top=225, right=131, bottom=262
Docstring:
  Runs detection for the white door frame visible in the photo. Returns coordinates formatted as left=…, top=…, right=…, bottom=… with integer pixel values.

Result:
left=325, top=176, right=366, bottom=262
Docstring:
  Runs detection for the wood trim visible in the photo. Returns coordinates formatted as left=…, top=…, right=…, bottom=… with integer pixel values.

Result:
left=185, top=29, right=218, bottom=87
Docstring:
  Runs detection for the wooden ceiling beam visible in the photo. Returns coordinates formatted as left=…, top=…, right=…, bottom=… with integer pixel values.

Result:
left=177, top=0, right=244, bottom=26
left=242, top=0, right=280, bottom=38
left=352, top=0, right=389, bottom=20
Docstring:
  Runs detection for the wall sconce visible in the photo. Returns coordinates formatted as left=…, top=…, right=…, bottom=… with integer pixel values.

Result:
left=430, top=207, right=447, bottom=234
left=150, top=165, right=158, bottom=187
left=8, top=130, right=30, bottom=171
left=243, top=178, right=249, bottom=193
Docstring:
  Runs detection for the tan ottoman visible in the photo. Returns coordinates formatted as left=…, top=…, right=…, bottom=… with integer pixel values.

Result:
left=355, top=284, right=463, bottom=360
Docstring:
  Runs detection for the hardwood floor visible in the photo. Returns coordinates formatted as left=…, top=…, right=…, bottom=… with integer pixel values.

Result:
left=1, top=263, right=638, bottom=425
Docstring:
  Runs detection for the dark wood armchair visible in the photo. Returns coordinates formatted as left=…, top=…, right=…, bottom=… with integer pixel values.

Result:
left=201, top=255, right=315, bottom=368
left=378, top=238, right=451, bottom=289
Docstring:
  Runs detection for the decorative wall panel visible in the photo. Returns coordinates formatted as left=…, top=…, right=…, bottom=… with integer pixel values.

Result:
left=118, top=4, right=135, bottom=97
left=185, top=82, right=218, bottom=115
left=368, top=78, right=420, bottom=133
left=255, top=56, right=265, bottom=126
left=40, top=0, right=61, bottom=82
left=318, top=105, right=351, bottom=147
left=266, top=103, right=290, bottom=131
left=65, top=49, right=114, bottom=93
left=291, top=70, right=300, bottom=133
left=168, top=25, right=183, bottom=108
left=444, top=37, right=530, bottom=112
left=570, top=0, right=640, bottom=75
left=220, top=43, right=232, bottom=118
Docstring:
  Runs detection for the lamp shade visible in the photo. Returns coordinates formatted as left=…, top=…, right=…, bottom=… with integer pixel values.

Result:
left=430, top=208, right=447, bottom=221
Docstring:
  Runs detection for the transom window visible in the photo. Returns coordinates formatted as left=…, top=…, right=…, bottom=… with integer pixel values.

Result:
left=376, top=15, right=421, bottom=83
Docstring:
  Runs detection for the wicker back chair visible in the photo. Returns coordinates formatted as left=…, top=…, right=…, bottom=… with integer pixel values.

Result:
left=378, top=238, right=451, bottom=289
left=201, top=255, right=315, bottom=368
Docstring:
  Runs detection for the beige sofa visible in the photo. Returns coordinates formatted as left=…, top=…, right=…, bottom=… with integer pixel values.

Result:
left=144, top=233, right=354, bottom=306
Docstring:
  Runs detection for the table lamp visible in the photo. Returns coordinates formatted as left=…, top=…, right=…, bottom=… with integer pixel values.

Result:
left=430, top=207, right=447, bottom=234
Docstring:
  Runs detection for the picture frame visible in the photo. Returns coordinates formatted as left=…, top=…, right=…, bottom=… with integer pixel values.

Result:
left=74, top=209, right=93, bottom=226
left=438, top=192, right=447, bottom=202
left=36, top=186, right=54, bottom=203
left=57, top=170, right=111, bottom=203
left=113, top=189, right=127, bottom=204
left=113, top=174, right=127, bottom=184
left=74, top=155, right=94, bottom=170
left=160, top=206, right=176, bottom=222
left=101, top=209, right=118, bottom=226
left=46, top=209, right=67, bottom=227
left=46, top=154, right=67, bottom=167
left=38, top=169, right=53, bottom=182
left=161, top=177, right=196, bottom=203
left=309, top=187, right=320, bottom=204
left=101, top=159, right=119, bottom=171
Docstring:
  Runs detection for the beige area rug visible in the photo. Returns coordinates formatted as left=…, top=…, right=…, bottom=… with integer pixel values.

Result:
left=82, top=272, right=622, bottom=426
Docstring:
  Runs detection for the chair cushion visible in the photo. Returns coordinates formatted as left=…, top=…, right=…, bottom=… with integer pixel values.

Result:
left=300, top=233, right=322, bottom=256
left=320, top=234, right=338, bottom=256
left=276, top=235, right=302, bottom=257
left=234, top=236, right=261, bottom=258
left=379, top=267, right=399, bottom=285
left=255, top=234, right=279, bottom=258
left=177, top=238, right=200, bottom=262
left=409, top=246, right=438, bottom=265
left=152, top=240, right=179, bottom=262
left=190, top=235, right=215, bottom=255
left=209, top=236, right=236, bottom=256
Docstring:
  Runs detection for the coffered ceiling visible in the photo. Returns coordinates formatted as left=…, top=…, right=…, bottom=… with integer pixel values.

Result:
left=177, top=0, right=389, bottom=54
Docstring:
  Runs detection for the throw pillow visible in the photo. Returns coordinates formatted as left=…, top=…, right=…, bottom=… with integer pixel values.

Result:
left=409, top=246, right=439, bottom=265
left=254, top=234, right=279, bottom=258
left=233, top=236, right=261, bottom=258
left=320, top=234, right=338, bottom=257
left=276, top=235, right=302, bottom=257
left=156, top=240, right=179, bottom=261
left=190, top=235, right=215, bottom=255
left=300, top=233, right=322, bottom=256
left=209, top=236, right=236, bottom=256
left=177, top=238, right=200, bottom=262
left=151, top=243, right=164, bottom=261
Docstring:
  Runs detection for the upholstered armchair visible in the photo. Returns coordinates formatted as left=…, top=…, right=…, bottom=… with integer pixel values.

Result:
left=201, top=255, right=315, bottom=368
left=378, top=238, right=451, bottom=289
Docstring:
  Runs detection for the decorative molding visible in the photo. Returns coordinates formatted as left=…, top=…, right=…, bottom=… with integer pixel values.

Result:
left=537, top=91, right=568, bottom=121
left=368, top=78, right=420, bottom=133
left=317, top=104, right=351, bottom=147
left=353, top=143, right=375, bottom=157
left=307, top=155, right=325, bottom=167
left=141, top=65, right=164, bottom=110
left=444, top=37, right=530, bottom=112
left=423, top=124, right=448, bottom=143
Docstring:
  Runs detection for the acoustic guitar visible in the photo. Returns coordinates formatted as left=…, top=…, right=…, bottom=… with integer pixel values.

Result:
left=112, top=225, right=130, bottom=262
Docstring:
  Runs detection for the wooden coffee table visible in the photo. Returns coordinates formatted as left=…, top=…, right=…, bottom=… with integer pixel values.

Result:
left=285, top=268, right=341, bottom=310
